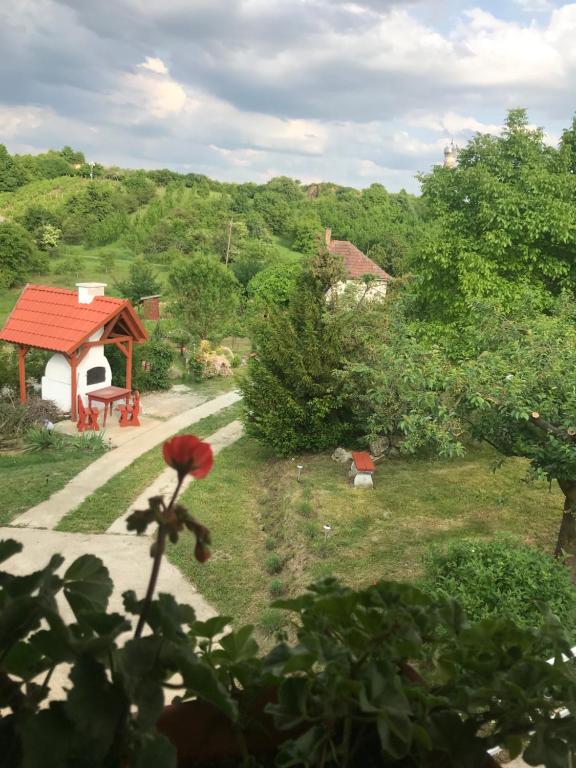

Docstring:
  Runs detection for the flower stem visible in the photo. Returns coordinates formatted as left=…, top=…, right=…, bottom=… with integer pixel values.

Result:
left=134, top=475, right=185, bottom=639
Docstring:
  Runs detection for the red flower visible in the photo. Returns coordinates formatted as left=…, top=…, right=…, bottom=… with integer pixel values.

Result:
left=163, top=435, right=213, bottom=480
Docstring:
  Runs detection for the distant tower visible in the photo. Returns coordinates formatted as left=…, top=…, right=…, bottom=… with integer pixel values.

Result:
left=443, top=140, right=457, bottom=169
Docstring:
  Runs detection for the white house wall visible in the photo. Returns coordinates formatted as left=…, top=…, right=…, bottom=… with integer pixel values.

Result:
left=326, top=280, right=388, bottom=303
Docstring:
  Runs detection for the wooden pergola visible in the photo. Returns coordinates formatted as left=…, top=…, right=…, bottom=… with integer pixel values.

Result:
left=0, top=284, right=148, bottom=420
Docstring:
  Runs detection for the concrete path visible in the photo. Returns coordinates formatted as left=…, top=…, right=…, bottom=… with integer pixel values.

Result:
left=0, top=527, right=217, bottom=624
left=107, top=420, right=244, bottom=535
left=11, top=390, right=241, bottom=530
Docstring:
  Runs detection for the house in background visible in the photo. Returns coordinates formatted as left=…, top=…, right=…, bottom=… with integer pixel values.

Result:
left=0, top=282, right=147, bottom=418
left=325, top=228, right=391, bottom=301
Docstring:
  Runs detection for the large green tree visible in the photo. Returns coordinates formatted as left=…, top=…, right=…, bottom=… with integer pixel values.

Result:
left=413, top=109, right=576, bottom=322
left=116, top=257, right=161, bottom=305
left=242, top=246, right=384, bottom=456
left=0, top=223, right=46, bottom=288
left=168, top=255, right=241, bottom=341
left=0, top=145, right=26, bottom=192
left=345, top=290, right=576, bottom=566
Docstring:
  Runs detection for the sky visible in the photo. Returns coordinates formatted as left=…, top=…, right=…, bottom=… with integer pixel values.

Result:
left=1, top=0, right=576, bottom=193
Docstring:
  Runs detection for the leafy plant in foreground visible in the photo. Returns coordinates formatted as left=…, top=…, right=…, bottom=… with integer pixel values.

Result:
left=1, top=434, right=576, bottom=767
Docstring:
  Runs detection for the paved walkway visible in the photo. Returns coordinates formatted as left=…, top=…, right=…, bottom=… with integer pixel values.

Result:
left=2, top=403, right=245, bottom=700
left=12, top=390, right=241, bottom=529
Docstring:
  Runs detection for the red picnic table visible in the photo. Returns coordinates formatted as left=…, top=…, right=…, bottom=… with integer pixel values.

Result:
left=88, top=386, right=130, bottom=427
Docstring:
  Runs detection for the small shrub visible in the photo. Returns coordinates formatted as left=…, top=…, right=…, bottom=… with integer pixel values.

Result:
left=0, top=399, right=64, bottom=444
left=24, top=426, right=63, bottom=451
left=421, top=537, right=576, bottom=633
left=265, top=553, right=283, bottom=575
left=259, top=608, right=287, bottom=636
left=269, top=579, right=286, bottom=597
left=303, top=522, right=317, bottom=541
left=296, top=500, right=313, bottom=517
left=231, top=354, right=241, bottom=368
left=72, top=430, right=108, bottom=453
left=265, top=537, right=277, bottom=551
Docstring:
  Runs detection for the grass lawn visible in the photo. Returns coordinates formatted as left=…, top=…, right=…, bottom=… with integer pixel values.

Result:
left=0, top=445, right=98, bottom=526
left=57, top=402, right=243, bottom=534
left=167, top=438, right=563, bottom=638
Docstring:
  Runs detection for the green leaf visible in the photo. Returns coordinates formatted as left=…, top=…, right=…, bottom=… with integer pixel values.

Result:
left=63, top=555, right=112, bottom=618
left=20, top=704, right=72, bottom=768
left=191, top=615, right=230, bottom=639
left=505, top=734, right=524, bottom=760
left=0, top=539, right=22, bottom=565
left=144, top=593, right=196, bottom=640
left=1, top=641, right=48, bottom=681
left=178, top=655, right=237, bottom=722
left=218, top=625, right=258, bottom=662
left=133, top=733, right=177, bottom=768
left=119, top=638, right=165, bottom=730
left=65, top=656, right=127, bottom=760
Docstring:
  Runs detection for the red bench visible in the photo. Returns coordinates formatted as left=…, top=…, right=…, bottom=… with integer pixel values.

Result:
left=77, top=395, right=100, bottom=432
left=119, top=390, right=140, bottom=427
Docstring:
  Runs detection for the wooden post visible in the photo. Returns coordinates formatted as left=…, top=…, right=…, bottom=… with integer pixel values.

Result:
left=17, top=346, right=28, bottom=404
left=126, top=338, right=133, bottom=392
left=70, top=356, right=78, bottom=420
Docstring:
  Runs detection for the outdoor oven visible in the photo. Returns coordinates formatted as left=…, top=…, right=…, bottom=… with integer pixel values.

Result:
left=41, top=283, right=113, bottom=412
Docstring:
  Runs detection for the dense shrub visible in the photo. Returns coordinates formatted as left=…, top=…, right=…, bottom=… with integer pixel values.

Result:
left=259, top=607, right=287, bottom=636
left=269, top=578, right=286, bottom=597
left=0, top=398, right=64, bottom=444
left=265, top=553, right=283, bottom=574
left=24, top=425, right=63, bottom=451
left=0, top=222, right=47, bottom=288
left=421, top=537, right=576, bottom=633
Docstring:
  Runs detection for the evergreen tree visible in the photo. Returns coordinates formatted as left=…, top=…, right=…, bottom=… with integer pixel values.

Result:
left=116, top=257, right=161, bottom=305
left=242, top=246, right=361, bottom=456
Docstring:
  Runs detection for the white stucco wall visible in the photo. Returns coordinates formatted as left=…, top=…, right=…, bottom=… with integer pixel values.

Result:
left=41, top=328, right=112, bottom=413
left=327, top=279, right=388, bottom=303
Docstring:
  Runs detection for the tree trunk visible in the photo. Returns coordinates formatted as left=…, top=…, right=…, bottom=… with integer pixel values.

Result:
left=555, top=481, right=576, bottom=578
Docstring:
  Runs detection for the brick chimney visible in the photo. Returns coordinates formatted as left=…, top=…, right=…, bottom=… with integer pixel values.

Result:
left=76, top=282, right=106, bottom=304
left=325, top=228, right=331, bottom=247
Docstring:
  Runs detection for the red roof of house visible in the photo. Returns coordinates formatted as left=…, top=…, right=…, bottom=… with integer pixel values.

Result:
left=0, top=284, right=147, bottom=355
left=352, top=451, right=375, bottom=472
left=328, top=240, right=391, bottom=281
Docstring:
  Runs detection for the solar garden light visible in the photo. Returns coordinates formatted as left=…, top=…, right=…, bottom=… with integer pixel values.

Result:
left=296, top=464, right=303, bottom=482
left=323, top=523, right=332, bottom=541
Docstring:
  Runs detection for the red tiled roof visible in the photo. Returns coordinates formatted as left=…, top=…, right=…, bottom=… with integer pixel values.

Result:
left=328, top=240, right=391, bottom=281
left=352, top=451, right=375, bottom=472
left=0, top=284, right=147, bottom=355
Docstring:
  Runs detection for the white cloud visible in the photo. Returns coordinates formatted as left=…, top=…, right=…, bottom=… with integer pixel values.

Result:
left=118, top=71, right=187, bottom=117
left=138, top=56, right=169, bottom=75
left=0, top=105, right=49, bottom=137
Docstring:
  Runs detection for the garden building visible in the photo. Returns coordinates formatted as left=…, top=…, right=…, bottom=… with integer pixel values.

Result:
left=325, top=228, right=391, bottom=300
left=0, top=282, right=147, bottom=419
